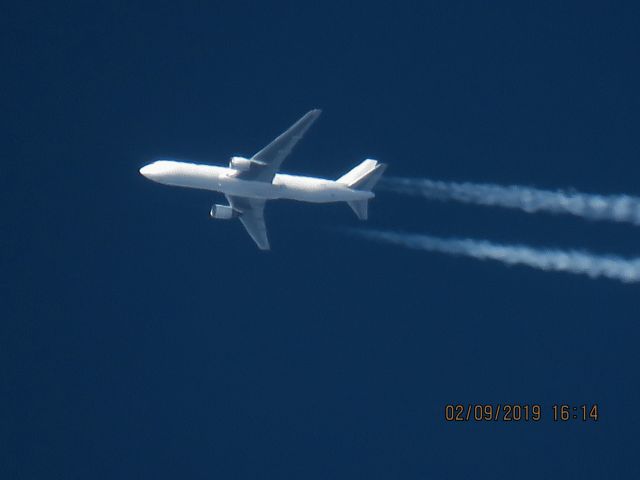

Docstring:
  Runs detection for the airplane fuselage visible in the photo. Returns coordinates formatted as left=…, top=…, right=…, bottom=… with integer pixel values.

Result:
left=140, top=160, right=374, bottom=203
left=139, top=109, right=386, bottom=250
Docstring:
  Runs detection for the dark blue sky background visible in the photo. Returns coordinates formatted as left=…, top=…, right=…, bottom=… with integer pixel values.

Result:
left=4, top=1, right=640, bottom=478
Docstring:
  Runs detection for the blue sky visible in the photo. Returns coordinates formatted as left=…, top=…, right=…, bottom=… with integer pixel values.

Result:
left=4, top=1, right=640, bottom=478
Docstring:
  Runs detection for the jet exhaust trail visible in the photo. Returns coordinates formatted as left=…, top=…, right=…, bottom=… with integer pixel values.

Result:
left=348, top=229, right=640, bottom=283
left=380, top=177, right=640, bottom=226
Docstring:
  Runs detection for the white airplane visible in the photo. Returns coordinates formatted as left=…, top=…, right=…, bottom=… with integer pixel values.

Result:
left=139, top=109, right=387, bottom=250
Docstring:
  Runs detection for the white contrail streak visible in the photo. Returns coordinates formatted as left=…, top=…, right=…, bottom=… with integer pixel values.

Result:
left=380, top=177, right=640, bottom=225
left=348, top=229, right=640, bottom=283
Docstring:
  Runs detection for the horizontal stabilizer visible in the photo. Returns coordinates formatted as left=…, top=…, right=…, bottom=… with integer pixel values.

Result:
left=347, top=200, right=368, bottom=220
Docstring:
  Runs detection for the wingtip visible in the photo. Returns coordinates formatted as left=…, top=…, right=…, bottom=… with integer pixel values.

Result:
left=258, top=240, right=271, bottom=251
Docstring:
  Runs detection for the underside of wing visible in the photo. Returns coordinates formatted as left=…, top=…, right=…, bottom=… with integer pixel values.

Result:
left=226, top=195, right=270, bottom=250
left=236, top=109, right=322, bottom=183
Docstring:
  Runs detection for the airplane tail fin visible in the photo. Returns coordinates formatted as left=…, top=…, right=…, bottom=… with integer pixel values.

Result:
left=337, top=159, right=386, bottom=190
left=337, top=159, right=387, bottom=220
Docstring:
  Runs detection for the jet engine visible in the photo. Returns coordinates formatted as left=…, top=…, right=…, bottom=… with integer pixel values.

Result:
left=209, top=204, right=240, bottom=219
left=229, top=156, right=253, bottom=172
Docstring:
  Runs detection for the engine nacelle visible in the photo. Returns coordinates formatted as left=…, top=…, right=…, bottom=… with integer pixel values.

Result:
left=229, top=156, right=253, bottom=172
left=210, top=204, right=239, bottom=220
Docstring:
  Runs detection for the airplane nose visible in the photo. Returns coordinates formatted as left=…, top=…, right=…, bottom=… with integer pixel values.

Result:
left=139, top=164, right=154, bottom=177
left=140, top=161, right=171, bottom=180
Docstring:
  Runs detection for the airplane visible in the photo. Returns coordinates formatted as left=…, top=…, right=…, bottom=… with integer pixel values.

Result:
left=139, top=109, right=387, bottom=250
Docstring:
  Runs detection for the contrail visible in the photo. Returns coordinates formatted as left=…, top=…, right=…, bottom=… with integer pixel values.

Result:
left=347, top=229, right=640, bottom=283
left=380, top=177, right=640, bottom=225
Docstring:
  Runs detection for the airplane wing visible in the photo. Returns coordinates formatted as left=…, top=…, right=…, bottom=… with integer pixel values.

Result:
left=236, top=109, right=322, bottom=183
left=226, top=195, right=270, bottom=250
